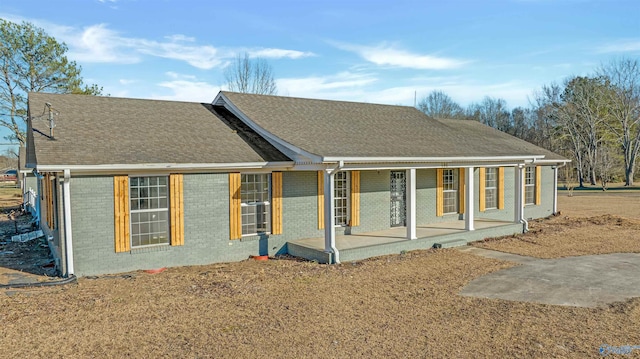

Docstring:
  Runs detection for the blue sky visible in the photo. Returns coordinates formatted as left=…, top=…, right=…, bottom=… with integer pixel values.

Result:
left=2, top=0, right=639, bottom=111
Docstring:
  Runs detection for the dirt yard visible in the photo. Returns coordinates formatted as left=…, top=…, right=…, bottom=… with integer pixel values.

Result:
left=1, top=191, right=639, bottom=358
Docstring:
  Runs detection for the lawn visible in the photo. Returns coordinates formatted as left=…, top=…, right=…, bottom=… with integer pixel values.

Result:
left=1, top=192, right=639, bottom=358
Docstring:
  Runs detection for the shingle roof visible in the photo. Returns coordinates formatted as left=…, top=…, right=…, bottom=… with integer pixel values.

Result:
left=221, top=91, right=567, bottom=161
left=27, top=92, right=290, bottom=167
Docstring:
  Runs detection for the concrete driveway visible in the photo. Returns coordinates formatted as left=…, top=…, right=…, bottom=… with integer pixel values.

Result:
left=458, top=247, right=640, bottom=308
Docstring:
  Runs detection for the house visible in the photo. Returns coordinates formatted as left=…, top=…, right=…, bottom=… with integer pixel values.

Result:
left=26, top=91, right=569, bottom=277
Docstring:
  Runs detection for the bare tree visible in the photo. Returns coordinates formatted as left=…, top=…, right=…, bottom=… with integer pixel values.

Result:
left=597, top=58, right=640, bottom=186
left=224, top=53, right=277, bottom=95
left=417, top=90, right=464, bottom=119
left=466, top=97, right=511, bottom=132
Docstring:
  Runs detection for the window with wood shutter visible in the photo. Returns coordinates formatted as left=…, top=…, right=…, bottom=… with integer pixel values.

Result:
left=525, top=167, right=536, bottom=205
left=535, top=166, right=542, bottom=205
left=458, top=168, right=465, bottom=214
left=498, top=167, right=505, bottom=209
left=169, top=174, right=184, bottom=246
left=478, top=168, right=486, bottom=212
left=229, top=173, right=242, bottom=240
left=436, top=168, right=444, bottom=217
left=114, top=176, right=130, bottom=253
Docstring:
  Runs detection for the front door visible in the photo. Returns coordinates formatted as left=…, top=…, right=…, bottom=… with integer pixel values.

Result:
left=390, top=171, right=406, bottom=227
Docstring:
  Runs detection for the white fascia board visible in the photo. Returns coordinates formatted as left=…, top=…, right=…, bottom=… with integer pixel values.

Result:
left=215, top=93, right=323, bottom=164
left=533, top=159, right=572, bottom=165
left=322, top=155, right=545, bottom=163
left=36, top=161, right=294, bottom=175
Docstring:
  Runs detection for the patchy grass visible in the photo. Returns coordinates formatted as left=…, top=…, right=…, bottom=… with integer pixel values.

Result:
left=1, top=193, right=639, bottom=358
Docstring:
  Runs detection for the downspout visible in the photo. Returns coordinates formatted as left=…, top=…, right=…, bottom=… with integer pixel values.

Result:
left=516, top=164, right=529, bottom=233
left=62, top=169, right=74, bottom=276
left=32, top=169, right=44, bottom=226
left=325, top=161, right=344, bottom=264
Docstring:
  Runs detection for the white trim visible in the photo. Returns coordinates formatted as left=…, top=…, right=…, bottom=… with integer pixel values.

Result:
left=35, top=161, right=293, bottom=174
left=323, top=155, right=545, bottom=163
left=62, top=169, right=74, bottom=276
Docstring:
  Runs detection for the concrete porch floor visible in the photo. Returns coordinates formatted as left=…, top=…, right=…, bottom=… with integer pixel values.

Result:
left=292, top=218, right=515, bottom=251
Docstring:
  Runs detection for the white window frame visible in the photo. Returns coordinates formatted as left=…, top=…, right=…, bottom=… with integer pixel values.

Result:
left=241, top=173, right=271, bottom=236
left=525, top=166, right=536, bottom=205
left=129, top=175, right=170, bottom=248
left=334, top=171, right=350, bottom=227
left=485, top=167, right=498, bottom=210
left=443, top=169, right=458, bottom=214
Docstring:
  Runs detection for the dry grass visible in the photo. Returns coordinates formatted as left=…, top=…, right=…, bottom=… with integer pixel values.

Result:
left=1, top=192, right=640, bottom=358
left=474, top=193, right=640, bottom=258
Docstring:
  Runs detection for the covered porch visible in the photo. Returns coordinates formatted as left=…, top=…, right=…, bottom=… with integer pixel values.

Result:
left=287, top=219, right=523, bottom=264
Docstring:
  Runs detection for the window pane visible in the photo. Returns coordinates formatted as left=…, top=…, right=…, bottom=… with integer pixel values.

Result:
left=129, top=176, right=170, bottom=248
left=241, top=174, right=271, bottom=235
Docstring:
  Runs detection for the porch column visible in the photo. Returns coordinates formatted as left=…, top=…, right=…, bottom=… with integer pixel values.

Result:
left=465, top=166, right=475, bottom=231
left=406, top=168, right=417, bottom=240
left=552, top=165, right=558, bottom=214
left=62, top=169, right=74, bottom=276
left=323, top=170, right=339, bottom=263
left=514, top=165, right=525, bottom=223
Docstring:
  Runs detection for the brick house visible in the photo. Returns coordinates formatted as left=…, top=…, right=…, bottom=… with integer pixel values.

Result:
left=26, top=91, right=568, bottom=277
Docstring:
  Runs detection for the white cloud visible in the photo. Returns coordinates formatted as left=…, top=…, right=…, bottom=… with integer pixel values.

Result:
left=248, top=48, right=315, bottom=59
left=333, top=42, right=468, bottom=70
left=596, top=40, right=640, bottom=53
left=153, top=73, right=221, bottom=102
left=277, top=72, right=377, bottom=100
left=0, top=14, right=313, bottom=69
left=118, top=79, right=137, bottom=85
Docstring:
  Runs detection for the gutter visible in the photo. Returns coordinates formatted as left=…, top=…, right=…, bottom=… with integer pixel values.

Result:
left=35, top=161, right=294, bottom=174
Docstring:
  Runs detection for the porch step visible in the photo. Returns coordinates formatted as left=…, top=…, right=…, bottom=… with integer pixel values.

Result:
left=433, top=238, right=468, bottom=249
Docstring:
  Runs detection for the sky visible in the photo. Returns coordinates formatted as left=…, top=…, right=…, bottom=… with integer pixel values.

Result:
left=1, top=0, right=639, bottom=115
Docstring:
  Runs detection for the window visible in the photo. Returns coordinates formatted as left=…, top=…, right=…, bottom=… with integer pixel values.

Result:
left=130, top=176, right=169, bottom=247
left=443, top=169, right=458, bottom=214
left=525, top=167, right=536, bottom=205
left=485, top=168, right=498, bottom=209
left=334, top=171, right=350, bottom=226
left=241, top=174, right=271, bottom=235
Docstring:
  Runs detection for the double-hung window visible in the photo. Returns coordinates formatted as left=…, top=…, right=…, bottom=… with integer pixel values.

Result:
left=525, top=167, right=536, bottom=205
left=442, top=169, right=458, bottom=214
left=334, top=171, right=350, bottom=226
left=241, top=174, right=271, bottom=235
left=484, top=168, right=498, bottom=209
left=130, top=176, right=170, bottom=247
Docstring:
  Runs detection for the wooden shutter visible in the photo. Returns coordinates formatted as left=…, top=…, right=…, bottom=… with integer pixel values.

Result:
left=535, top=166, right=542, bottom=205
left=498, top=167, right=505, bottom=209
left=458, top=168, right=465, bottom=214
left=271, top=172, right=283, bottom=235
left=229, top=173, right=242, bottom=240
left=350, top=171, right=360, bottom=227
left=478, top=167, right=486, bottom=212
left=170, top=174, right=184, bottom=246
left=114, top=176, right=130, bottom=253
left=318, top=171, right=324, bottom=229
left=436, top=168, right=444, bottom=217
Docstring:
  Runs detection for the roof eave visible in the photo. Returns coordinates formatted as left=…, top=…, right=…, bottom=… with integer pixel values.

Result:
left=35, top=161, right=294, bottom=175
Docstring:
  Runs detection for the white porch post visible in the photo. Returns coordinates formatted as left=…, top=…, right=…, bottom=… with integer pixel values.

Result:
left=406, top=168, right=417, bottom=240
left=552, top=166, right=558, bottom=214
left=465, top=166, right=475, bottom=231
left=323, top=170, right=339, bottom=263
left=62, top=169, right=74, bottom=276
left=514, top=165, right=525, bottom=223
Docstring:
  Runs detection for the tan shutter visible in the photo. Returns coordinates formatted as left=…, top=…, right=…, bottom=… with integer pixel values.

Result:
left=169, top=174, right=184, bottom=246
left=498, top=167, right=505, bottom=209
left=271, top=172, right=283, bottom=235
left=318, top=171, right=324, bottom=229
left=436, top=168, right=444, bottom=217
left=458, top=168, right=465, bottom=214
left=114, top=176, right=130, bottom=253
left=350, top=171, right=360, bottom=227
left=535, top=166, right=542, bottom=205
left=229, top=173, right=242, bottom=240
left=478, top=167, right=486, bottom=212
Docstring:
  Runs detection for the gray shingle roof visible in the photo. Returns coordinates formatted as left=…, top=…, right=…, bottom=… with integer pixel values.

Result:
left=27, top=92, right=290, bottom=167
left=221, top=91, right=567, bottom=161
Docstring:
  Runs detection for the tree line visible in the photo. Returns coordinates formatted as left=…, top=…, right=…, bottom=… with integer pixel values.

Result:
left=417, top=58, right=640, bottom=187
